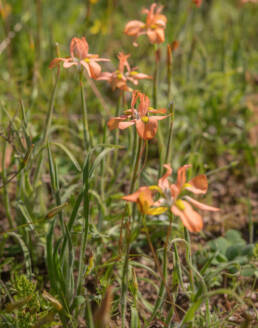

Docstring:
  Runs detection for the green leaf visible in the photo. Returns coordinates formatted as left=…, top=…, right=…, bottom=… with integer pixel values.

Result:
left=53, top=142, right=81, bottom=172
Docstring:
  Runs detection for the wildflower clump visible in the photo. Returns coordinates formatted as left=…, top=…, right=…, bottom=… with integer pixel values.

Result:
left=98, top=52, right=152, bottom=91
left=49, top=36, right=109, bottom=78
left=107, top=90, right=168, bottom=140
left=123, top=164, right=219, bottom=232
left=124, top=3, right=167, bottom=45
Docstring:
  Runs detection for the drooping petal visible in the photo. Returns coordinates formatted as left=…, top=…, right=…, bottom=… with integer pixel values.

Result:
left=124, top=20, right=145, bottom=37
left=136, top=117, right=158, bottom=140
left=149, top=115, right=168, bottom=121
left=171, top=201, right=203, bottom=232
left=153, top=14, right=167, bottom=28
left=129, top=72, right=152, bottom=80
left=155, top=28, right=165, bottom=43
left=186, top=174, right=208, bottom=194
left=92, top=57, right=110, bottom=62
left=176, top=164, right=192, bottom=191
left=80, top=60, right=92, bottom=76
left=148, top=108, right=166, bottom=114
left=70, top=37, right=89, bottom=59
left=118, top=120, right=136, bottom=130
left=118, top=52, right=131, bottom=73
left=96, top=72, right=113, bottom=81
left=131, top=90, right=139, bottom=109
left=185, top=196, right=220, bottom=212
left=138, top=93, right=150, bottom=116
left=158, top=164, right=172, bottom=190
left=147, top=29, right=158, bottom=44
left=107, top=116, right=128, bottom=131
left=63, top=61, right=78, bottom=68
left=49, top=57, right=68, bottom=68
left=87, top=60, right=102, bottom=79
left=170, top=184, right=180, bottom=199
left=122, top=186, right=152, bottom=206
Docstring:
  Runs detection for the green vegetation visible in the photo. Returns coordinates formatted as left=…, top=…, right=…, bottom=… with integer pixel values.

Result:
left=0, top=0, right=257, bottom=327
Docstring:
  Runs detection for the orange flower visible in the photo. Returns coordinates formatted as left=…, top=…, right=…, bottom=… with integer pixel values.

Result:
left=157, top=164, right=219, bottom=232
left=123, top=164, right=219, bottom=233
left=107, top=91, right=167, bottom=140
left=123, top=186, right=167, bottom=215
left=192, top=0, right=202, bottom=7
left=124, top=3, right=167, bottom=44
left=97, top=52, right=151, bottom=91
left=49, top=37, right=109, bottom=79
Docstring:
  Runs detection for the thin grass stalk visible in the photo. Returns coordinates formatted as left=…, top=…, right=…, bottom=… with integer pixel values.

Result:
left=1, top=140, right=14, bottom=228
left=130, top=135, right=142, bottom=194
left=184, top=227, right=194, bottom=293
left=167, top=44, right=172, bottom=105
left=142, top=214, right=175, bottom=309
left=113, top=91, right=122, bottom=172
left=152, top=46, right=166, bottom=177
left=121, top=220, right=130, bottom=328
left=77, top=158, right=90, bottom=295
left=247, top=194, right=253, bottom=244
left=164, top=102, right=175, bottom=166
left=149, top=211, right=174, bottom=323
left=33, top=64, right=60, bottom=185
left=80, top=70, right=90, bottom=150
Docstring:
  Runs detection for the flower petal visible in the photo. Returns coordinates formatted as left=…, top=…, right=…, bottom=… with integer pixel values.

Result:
left=186, top=174, right=208, bottom=194
left=49, top=57, right=68, bottom=68
left=148, top=108, right=166, bottom=114
left=63, top=61, right=77, bottom=68
left=118, top=121, right=136, bottom=130
left=172, top=201, right=203, bottom=232
left=136, top=118, right=158, bottom=140
left=70, top=37, right=89, bottom=59
left=158, top=164, right=172, bottom=190
left=185, top=196, right=220, bottom=212
left=124, top=20, right=145, bottom=36
left=147, top=29, right=158, bottom=43
left=176, top=164, right=192, bottom=191
left=87, top=61, right=102, bottom=79
left=155, top=28, right=165, bottom=43
left=107, top=116, right=127, bottom=131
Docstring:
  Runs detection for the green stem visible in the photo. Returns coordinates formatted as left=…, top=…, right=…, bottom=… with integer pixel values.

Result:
left=33, top=65, right=60, bottom=185
left=129, top=135, right=142, bottom=194
left=164, top=102, right=175, bottom=166
left=80, top=70, right=90, bottom=149
left=77, top=160, right=90, bottom=295
left=184, top=227, right=194, bottom=293
left=121, top=220, right=130, bottom=328
left=1, top=141, right=14, bottom=228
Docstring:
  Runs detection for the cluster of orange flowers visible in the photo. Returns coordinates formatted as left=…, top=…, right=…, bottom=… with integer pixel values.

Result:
left=49, top=2, right=219, bottom=233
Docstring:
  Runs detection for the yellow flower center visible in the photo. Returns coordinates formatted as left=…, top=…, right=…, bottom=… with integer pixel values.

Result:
left=182, top=183, right=191, bottom=190
left=84, top=58, right=90, bottom=63
left=130, top=71, right=138, bottom=76
left=175, top=199, right=185, bottom=211
left=117, top=73, right=123, bottom=79
left=141, top=116, right=149, bottom=123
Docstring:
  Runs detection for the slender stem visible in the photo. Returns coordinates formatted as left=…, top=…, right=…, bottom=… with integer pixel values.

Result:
left=164, top=102, right=175, bottom=166
left=1, top=141, right=14, bottom=228
left=80, top=70, right=90, bottom=150
left=129, top=135, right=142, bottom=194
left=142, top=214, right=176, bottom=319
left=121, top=220, right=130, bottom=328
left=33, top=65, right=60, bottom=185
left=184, top=227, right=194, bottom=293
left=77, top=162, right=90, bottom=295
left=152, top=46, right=158, bottom=108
